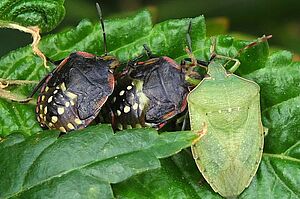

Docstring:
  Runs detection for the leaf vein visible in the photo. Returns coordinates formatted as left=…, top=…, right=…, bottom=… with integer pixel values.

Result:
left=267, top=158, right=299, bottom=196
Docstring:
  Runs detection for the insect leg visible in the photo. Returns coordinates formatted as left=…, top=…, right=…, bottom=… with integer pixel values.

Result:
left=180, top=112, right=189, bottom=131
left=142, top=44, right=155, bottom=58
left=214, top=54, right=241, bottom=73
left=125, top=44, right=154, bottom=68
left=210, top=36, right=241, bottom=73
left=192, top=122, right=208, bottom=145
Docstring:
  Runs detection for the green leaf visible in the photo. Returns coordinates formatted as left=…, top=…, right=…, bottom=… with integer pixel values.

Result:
left=0, top=0, right=65, bottom=32
left=0, top=7, right=299, bottom=198
left=240, top=154, right=300, bottom=198
left=0, top=125, right=197, bottom=198
left=113, top=150, right=221, bottom=199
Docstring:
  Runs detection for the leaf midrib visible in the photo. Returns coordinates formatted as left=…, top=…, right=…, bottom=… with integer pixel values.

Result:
left=267, top=158, right=299, bottom=196
left=263, top=153, right=300, bottom=163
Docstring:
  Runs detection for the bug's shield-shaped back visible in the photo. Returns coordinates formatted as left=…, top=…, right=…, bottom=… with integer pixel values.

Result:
left=188, top=62, right=264, bottom=197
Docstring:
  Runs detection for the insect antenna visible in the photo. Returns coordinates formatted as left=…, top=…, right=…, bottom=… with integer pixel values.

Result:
left=223, top=35, right=272, bottom=67
left=96, top=3, right=108, bottom=55
left=237, top=35, right=272, bottom=56
left=185, top=21, right=198, bottom=66
left=186, top=20, right=193, bottom=54
left=185, top=21, right=209, bottom=67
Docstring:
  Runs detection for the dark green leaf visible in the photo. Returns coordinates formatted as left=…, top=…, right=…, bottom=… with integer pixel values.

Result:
left=0, top=7, right=299, bottom=198
left=114, top=150, right=221, bottom=199
left=0, top=0, right=65, bottom=32
left=0, top=125, right=197, bottom=198
left=241, top=154, right=300, bottom=199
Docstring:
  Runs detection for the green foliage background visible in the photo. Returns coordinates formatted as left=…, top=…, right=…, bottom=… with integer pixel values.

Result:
left=0, top=1, right=299, bottom=198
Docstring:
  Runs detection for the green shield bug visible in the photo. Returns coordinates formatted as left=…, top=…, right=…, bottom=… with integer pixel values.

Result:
left=187, top=36, right=271, bottom=198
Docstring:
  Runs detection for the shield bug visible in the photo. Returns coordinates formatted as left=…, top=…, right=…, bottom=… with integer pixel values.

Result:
left=29, top=3, right=120, bottom=132
left=107, top=51, right=190, bottom=130
left=188, top=36, right=270, bottom=197
left=105, top=22, right=207, bottom=131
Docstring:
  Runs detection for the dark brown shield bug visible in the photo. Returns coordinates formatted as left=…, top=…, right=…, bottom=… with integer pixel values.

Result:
left=104, top=22, right=209, bottom=131
left=30, top=3, right=120, bottom=132
left=108, top=54, right=189, bottom=130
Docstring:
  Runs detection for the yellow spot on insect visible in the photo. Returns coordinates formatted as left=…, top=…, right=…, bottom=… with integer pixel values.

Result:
left=66, top=91, right=77, bottom=99
left=127, top=125, right=132, bottom=129
left=51, top=116, right=58, bottom=123
left=67, top=123, right=75, bottom=130
left=48, top=122, right=53, bottom=127
left=131, top=81, right=135, bottom=86
left=127, top=85, right=132, bottom=90
left=37, top=117, right=41, bottom=122
left=113, top=97, right=116, bottom=102
left=60, top=82, right=66, bottom=91
left=119, top=90, right=125, bottom=96
left=139, top=104, right=145, bottom=111
left=43, top=116, right=47, bottom=122
left=70, top=100, right=75, bottom=106
left=117, top=110, right=121, bottom=116
left=41, top=95, right=45, bottom=101
left=44, top=106, right=47, bottom=114
left=59, top=127, right=66, bottom=132
left=48, top=96, right=53, bottom=103
left=39, top=105, right=43, bottom=110
left=132, top=103, right=138, bottom=110
left=53, top=90, right=58, bottom=94
left=74, top=118, right=82, bottom=125
left=135, top=124, right=142, bottom=128
left=57, top=107, right=64, bottom=115
left=39, top=114, right=43, bottom=119
left=136, top=89, right=149, bottom=111
left=117, top=123, right=123, bottom=130
left=65, top=102, right=70, bottom=107
left=124, top=106, right=130, bottom=113
left=45, top=87, right=49, bottom=92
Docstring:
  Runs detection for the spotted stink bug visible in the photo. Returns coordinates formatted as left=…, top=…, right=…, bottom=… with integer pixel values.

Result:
left=107, top=51, right=190, bottom=130
left=188, top=36, right=271, bottom=197
left=29, top=3, right=119, bottom=132
left=104, top=22, right=207, bottom=131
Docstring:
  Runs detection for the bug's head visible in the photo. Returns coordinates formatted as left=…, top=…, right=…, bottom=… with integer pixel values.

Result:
left=206, top=60, right=228, bottom=79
